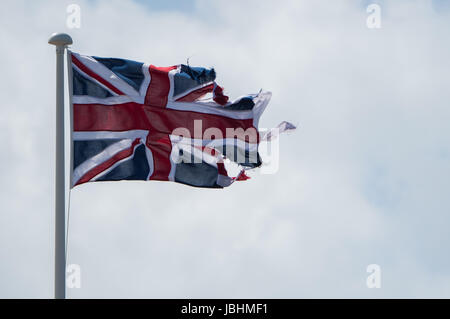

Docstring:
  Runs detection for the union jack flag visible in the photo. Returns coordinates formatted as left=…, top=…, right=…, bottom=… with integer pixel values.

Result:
left=69, top=51, right=274, bottom=188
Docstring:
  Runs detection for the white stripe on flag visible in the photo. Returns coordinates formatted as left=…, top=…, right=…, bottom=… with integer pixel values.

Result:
left=73, top=130, right=149, bottom=140
left=71, top=52, right=140, bottom=98
left=72, top=138, right=138, bottom=185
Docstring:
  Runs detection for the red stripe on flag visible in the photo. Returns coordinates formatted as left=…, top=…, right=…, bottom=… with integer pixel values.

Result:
left=143, top=105, right=259, bottom=143
left=212, top=84, right=229, bottom=105
left=145, top=65, right=177, bottom=107
left=75, top=138, right=141, bottom=186
left=73, top=103, right=150, bottom=131
left=74, top=103, right=259, bottom=142
left=146, top=133, right=172, bottom=181
left=71, top=55, right=125, bottom=96
left=217, top=162, right=228, bottom=177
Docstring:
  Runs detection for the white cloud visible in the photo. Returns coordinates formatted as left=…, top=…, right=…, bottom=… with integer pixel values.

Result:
left=0, top=0, right=449, bottom=298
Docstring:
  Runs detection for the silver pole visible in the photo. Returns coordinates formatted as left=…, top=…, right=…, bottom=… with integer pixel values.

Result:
left=48, top=33, right=72, bottom=299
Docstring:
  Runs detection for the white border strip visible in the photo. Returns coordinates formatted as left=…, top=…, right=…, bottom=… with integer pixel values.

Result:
left=171, top=136, right=258, bottom=150
left=166, top=101, right=254, bottom=120
left=252, top=91, right=272, bottom=127
left=138, top=63, right=151, bottom=103
left=166, top=68, right=178, bottom=103
left=73, top=130, right=149, bottom=141
left=67, top=50, right=75, bottom=188
left=145, top=146, right=155, bottom=180
left=72, top=95, right=134, bottom=105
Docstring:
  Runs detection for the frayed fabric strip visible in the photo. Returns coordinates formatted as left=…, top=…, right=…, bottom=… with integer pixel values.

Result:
left=261, top=121, right=297, bottom=141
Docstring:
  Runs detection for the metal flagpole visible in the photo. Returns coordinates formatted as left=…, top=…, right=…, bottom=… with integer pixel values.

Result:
left=48, top=32, right=72, bottom=299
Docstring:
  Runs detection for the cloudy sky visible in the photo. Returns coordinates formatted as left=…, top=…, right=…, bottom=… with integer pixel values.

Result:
left=1, top=0, right=450, bottom=298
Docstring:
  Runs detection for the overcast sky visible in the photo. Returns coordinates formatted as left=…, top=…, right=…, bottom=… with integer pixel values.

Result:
left=1, top=0, right=450, bottom=298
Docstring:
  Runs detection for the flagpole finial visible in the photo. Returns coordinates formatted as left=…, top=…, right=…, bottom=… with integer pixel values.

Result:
left=48, top=33, right=73, bottom=46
